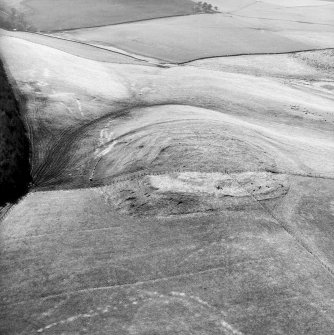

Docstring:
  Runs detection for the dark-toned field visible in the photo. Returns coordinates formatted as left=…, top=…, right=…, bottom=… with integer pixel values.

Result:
left=0, top=58, right=30, bottom=205
left=4, top=0, right=196, bottom=31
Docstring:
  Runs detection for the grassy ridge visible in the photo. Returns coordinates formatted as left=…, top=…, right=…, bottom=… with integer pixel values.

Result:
left=0, top=58, right=31, bottom=205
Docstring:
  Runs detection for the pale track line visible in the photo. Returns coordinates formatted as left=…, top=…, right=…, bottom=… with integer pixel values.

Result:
left=222, top=172, right=334, bottom=323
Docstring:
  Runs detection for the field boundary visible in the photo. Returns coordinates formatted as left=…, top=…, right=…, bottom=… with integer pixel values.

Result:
left=34, top=32, right=164, bottom=64
left=180, top=47, right=334, bottom=64
left=35, top=33, right=334, bottom=65
left=43, top=12, right=202, bottom=33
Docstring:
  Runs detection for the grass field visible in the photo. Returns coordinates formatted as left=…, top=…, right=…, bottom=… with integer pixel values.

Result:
left=1, top=174, right=334, bottom=334
left=54, top=9, right=334, bottom=63
left=6, top=0, right=196, bottom=31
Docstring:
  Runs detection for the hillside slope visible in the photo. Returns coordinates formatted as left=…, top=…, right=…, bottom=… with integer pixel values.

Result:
left=1, top=15, right=334, bottom=335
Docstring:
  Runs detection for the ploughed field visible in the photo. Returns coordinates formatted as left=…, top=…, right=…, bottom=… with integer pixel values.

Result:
left=1, top=1, right=334, bottom=334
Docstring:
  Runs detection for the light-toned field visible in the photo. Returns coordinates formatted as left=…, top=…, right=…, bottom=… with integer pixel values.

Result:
left=53, top=14, right=311, bottom=63
left=0, top=29, right=149, bottom=65
left=1, top=5, right=334, bottom=334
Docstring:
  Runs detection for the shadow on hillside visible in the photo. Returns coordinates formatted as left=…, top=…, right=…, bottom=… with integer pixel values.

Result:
left=0, top=59, right=31, bottom=206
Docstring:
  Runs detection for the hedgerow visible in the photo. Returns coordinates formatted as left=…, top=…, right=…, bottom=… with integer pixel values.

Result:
left=0, top=6, right=36, bottom=31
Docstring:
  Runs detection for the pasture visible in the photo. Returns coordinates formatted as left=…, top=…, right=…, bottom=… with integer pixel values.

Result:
left=54, top=7, right=334, bottom=63
left=1, top=174, right=334, bottom=334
